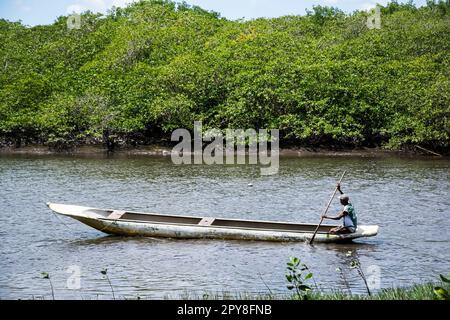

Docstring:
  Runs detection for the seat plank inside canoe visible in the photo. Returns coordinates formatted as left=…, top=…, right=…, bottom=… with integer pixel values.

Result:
left=199, top=217, right=216, bottom=226
left=108, top=210, right=126, bottom=220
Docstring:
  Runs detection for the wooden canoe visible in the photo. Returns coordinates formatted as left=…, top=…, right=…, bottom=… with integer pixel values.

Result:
left=47, top=203, right=379, bottom=243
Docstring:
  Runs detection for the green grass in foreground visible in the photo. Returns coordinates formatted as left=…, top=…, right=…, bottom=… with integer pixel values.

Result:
left=168, top=282, right=450, bottom=300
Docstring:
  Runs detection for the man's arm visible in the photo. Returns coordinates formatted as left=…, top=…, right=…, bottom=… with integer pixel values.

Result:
left=322, top=212, right=345, bottom=220
left=337, top=183, right=344, bottom=195
left=322, top=183, right=345, bottom=220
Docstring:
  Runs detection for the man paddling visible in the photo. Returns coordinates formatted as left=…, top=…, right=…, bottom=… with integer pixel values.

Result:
left=322, top=183, right=358, bottom=234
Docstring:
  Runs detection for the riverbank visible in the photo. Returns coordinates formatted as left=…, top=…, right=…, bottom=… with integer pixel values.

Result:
left=0, top=144, right=446, bottom=158
left=170, top=282, right=450, bottom=300
left=20, top=282, right=450, bottom=300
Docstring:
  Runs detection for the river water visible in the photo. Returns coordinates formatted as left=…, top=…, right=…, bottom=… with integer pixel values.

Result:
left=0, top=154, right=449, bottom=299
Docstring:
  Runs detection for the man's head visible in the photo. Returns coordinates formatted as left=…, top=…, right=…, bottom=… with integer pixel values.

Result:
left=340, top=194, right=350, bottom=205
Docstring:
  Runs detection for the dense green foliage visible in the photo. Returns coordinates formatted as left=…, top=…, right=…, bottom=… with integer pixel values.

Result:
left=0, top=0, right=449, bottom=151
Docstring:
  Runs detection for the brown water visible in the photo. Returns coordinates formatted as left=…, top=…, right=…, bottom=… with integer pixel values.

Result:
left=0, top=154, right=449, bottom=299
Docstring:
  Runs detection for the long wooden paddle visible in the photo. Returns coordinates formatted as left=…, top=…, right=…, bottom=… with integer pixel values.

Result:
left=309, top=171, right=347, bottom=244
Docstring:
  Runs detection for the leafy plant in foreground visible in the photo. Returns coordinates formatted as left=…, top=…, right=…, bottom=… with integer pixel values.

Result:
left=286, top=257, right=314, bottom=300
left=101, top=268, right=116, bottom=300
left=41, top=272, right=55, bottom=300
left=346, top=251, right=371, bottom=296
left=434, top=273, right=450, bottom=300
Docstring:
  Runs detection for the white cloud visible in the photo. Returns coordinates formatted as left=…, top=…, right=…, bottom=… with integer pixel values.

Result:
left=15, top=0, right=32, bottom=12
left=111, top=0, right=135, bottom=7
left=67, top=4, right=85, bottom=14
left=360, top=0, right=390, bottom=11
left=360, top=2, right=376, bottom=11
left=66, top=0, right=136, bottom=15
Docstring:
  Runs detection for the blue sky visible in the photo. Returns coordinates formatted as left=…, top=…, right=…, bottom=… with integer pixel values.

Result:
left=0, top=0, right=428, bottom=26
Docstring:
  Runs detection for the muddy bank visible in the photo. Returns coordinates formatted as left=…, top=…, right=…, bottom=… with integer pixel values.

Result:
left=0, top=144, right=445, bottom=158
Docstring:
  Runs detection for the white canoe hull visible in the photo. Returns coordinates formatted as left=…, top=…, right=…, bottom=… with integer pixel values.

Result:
left=47, top=203, right=379, bottom=243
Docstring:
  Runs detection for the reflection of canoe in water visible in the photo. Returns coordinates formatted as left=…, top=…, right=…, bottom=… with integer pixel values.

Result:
left=47, top=203, right=379, bottom=243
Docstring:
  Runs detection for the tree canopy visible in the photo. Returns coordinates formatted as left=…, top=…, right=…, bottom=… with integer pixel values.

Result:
left=0, top=0, right=449, bottom=152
